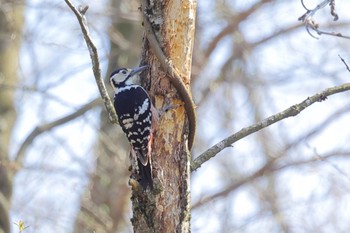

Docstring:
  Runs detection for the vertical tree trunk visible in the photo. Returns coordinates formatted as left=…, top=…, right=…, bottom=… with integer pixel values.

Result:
left=132, top=0, right=196, bottom=232
left=0, top=1, right=24, bottom=233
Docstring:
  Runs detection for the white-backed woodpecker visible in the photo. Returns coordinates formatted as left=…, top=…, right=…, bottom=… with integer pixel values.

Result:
left=110, top=65, right=153, bottom=188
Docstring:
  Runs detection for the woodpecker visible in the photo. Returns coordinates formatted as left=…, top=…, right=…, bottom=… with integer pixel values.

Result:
left=109, top=65, right=153, bottom=188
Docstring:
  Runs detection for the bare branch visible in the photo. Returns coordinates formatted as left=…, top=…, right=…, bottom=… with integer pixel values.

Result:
left=329, top=0, right=339, bottom=21
left=64, top=0, right=118, bottom=123
left=298, top=0, right=348, bottom=39
left=298, top=0, right=332, bottom=21
left=191, top=83, right=350, bottom=171
left=339, top=55, right=350, bottom=73
left=78, top=4, right=89, bottom=15
left=313, top=29, right=350, bottom=40
left=300, top=0, right=310, bottom=11
left=14, top=98, right=101, bottom=162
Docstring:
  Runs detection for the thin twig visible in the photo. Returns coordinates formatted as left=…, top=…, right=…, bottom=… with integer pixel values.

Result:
left=298, top=0, right=331, bottom=21
left=141, top=0, right=196, bottom=150
left=300, top=0, right=310, bottom=11
left=315, top=30, right=350, bottom=39
left=64, top=0, right=118, bottom=123
left=14, top=98, right=101, bottom=162
left=330, top=0, right=339, bottom=21
left=191, top=83, right=350, bottom=171
left=298, top=0, right=347, bottom=39
left=339, top=55, right=350, bottom=73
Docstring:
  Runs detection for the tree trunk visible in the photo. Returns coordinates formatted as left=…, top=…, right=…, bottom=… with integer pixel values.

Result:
left=0, top=1, right=24, bottom=233
left=131, top=0, right=196, bottom=232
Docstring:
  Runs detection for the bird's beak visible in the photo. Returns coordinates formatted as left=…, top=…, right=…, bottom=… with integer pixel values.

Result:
left=129, top=65, right=149, bottom=77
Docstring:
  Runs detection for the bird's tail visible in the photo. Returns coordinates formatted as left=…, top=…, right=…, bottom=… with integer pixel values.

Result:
left=137, top=158, right=153, bottom=189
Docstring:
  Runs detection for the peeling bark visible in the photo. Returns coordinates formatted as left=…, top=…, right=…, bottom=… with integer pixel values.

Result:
left=131, top=0, right=196, bottom=232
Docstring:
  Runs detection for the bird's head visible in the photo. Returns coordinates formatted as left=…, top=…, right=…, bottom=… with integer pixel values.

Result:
left=110, top=65, right=149, bottom=88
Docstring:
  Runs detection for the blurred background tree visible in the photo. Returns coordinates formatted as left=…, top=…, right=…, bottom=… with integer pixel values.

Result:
left=0, top=1, right=24, bottom=232
left=1, top=0, right=350, bottom=232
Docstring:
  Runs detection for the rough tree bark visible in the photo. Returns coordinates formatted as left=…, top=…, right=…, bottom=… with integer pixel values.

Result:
left=131, top=0, right=196, bottom=232
left=0, top=1, right=24, bottom=233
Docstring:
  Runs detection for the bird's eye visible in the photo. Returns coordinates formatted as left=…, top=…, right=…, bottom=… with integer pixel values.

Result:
left=122, top=70, right=127, bottom=74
